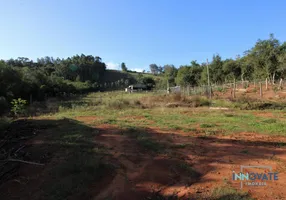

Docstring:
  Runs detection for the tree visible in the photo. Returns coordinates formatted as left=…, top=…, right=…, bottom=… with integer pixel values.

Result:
left=121, top=62, right=128, bottom=72
left=176, top=66, right=191, bottom=86
left=158, top=66, right=164, bottom=74
left=209, top=54, right=224, bottom=84
left=164, top=65, right=177, bottom=86
left=222, top=59, right=241, bottom=81
left=149, top=64, right=159, bottom=75
left=246, top=34, right=281, bottom=83
left=137, top=73, right=143, bottom=83
left=142, top=77, right=155, bottom=90
left=176, top=61, right=203, bottom=87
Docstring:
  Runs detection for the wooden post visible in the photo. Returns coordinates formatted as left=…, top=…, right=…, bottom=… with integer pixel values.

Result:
left=232, top=83, right=236, bottom=99
left=234, top=78, right=236, bottom=90
left=260, top=82, right=263, bottom=98
left=279, top=78, right=283, bottom=90
left=266, top=78, right=268, bottom=90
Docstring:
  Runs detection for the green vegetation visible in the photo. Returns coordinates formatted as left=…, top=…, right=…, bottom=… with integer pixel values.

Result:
left=41, top=92, right=286, bottom=136
left=211, top=186, right=253, bottom=200
left=2, top=34, right=286, bottom=117
left=10, top=98, right=28, bottom=116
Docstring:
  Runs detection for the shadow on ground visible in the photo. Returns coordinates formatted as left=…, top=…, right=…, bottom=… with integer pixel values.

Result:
left=1, top=118, right=285, bottom=199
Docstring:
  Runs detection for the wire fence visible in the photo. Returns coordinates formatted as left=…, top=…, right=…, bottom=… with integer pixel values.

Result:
left=165, top=78, right=286, bottom=99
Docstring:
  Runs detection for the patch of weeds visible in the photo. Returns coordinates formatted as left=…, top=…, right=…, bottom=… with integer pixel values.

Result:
left=261, top=118, right=277, bottom=124
left=204, top=130, right=220, bottom=136
left=144, top=113, right=152, bottom=119
left=168, top=124, right=181, bottom=130
left=200, top=123, right=216, bottom=128
left=224, top=113, right=234, bottom=117
left=211, top=186, right=253, bottom=200
left=103, top=119, right=117, bottom=124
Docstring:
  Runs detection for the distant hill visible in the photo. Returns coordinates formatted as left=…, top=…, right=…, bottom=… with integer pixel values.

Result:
left=103, top=69, right=164, bottom=83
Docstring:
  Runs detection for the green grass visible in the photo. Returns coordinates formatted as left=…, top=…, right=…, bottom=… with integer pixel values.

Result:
left=43, top=92, right=286, bottom=137
left=5, top=92, right=286, bottom=199
left=211, top=186, right=253, bottom=200
left=200, top=123, right=217, bottom=128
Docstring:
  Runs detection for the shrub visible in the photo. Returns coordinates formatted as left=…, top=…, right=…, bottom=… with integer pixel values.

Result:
left=11, top=98, right=28, bottom=116
left=217, top=87, right=225, bottom=93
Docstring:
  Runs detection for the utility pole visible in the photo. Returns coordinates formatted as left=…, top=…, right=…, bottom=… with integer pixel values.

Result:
left=206, top=59, right=211, bottom=99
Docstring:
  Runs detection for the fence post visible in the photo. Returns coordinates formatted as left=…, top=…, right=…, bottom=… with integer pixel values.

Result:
left=260, top=82, right=263, bottom=98
left=232, top=79, right=236, bottom=99
left=279, top=78, right=283, bottom=90
left=266, top=78, right=268, bottom=90
left=232, top=83, right=236, bottom=99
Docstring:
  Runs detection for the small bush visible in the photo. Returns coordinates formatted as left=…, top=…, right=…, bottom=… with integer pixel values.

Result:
left=211, top=186, right=253, bottom=200
left=108, top=99, right=130, bottom=109
left=200, top=123, right=216, bottom=128
left=11, top=98, right=27, bottom=116
left=273, top=86, right=279, bottom=93
left=170, top=93, right=182, bottom=102
left=217, top=87, right=226, bottom=93
left=262, top=119, right=277, bottom=124
left=190, top=96, right=211, bottom=107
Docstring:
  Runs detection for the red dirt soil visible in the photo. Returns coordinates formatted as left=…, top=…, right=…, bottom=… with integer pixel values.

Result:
left=93, top=125, right=286, bottom=200
left=1, top=120, right=286, bottom=199
left=214, top=83, right=286, bottom=101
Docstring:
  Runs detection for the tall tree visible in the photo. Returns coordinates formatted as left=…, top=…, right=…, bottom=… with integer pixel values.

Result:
left=164, top=64, right=177, bottom=86
left=149, top=64, right=159, bottom=75
left=121, top=62, right=128, bottom=72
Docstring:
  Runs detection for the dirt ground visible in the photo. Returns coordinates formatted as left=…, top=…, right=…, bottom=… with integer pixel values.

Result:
left=1, top=116, right=286, bottom=200
left=92, top=125, right=286, bottom=200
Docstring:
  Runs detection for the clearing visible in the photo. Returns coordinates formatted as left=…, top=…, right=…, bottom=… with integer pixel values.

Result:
left=1, top=92, right=286, bottom=200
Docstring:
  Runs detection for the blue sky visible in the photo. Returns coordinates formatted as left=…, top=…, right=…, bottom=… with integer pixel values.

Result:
left=1, top=0, right=286, bottom=72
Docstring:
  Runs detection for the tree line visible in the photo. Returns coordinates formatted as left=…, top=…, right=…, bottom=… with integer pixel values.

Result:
left=1, top=34, right=286, bottom=114
left=152, top=34, right=286, bottom=88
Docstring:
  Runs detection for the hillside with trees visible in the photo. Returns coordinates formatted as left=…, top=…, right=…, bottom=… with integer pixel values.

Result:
left=1, top=34, right=286, bottom=114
